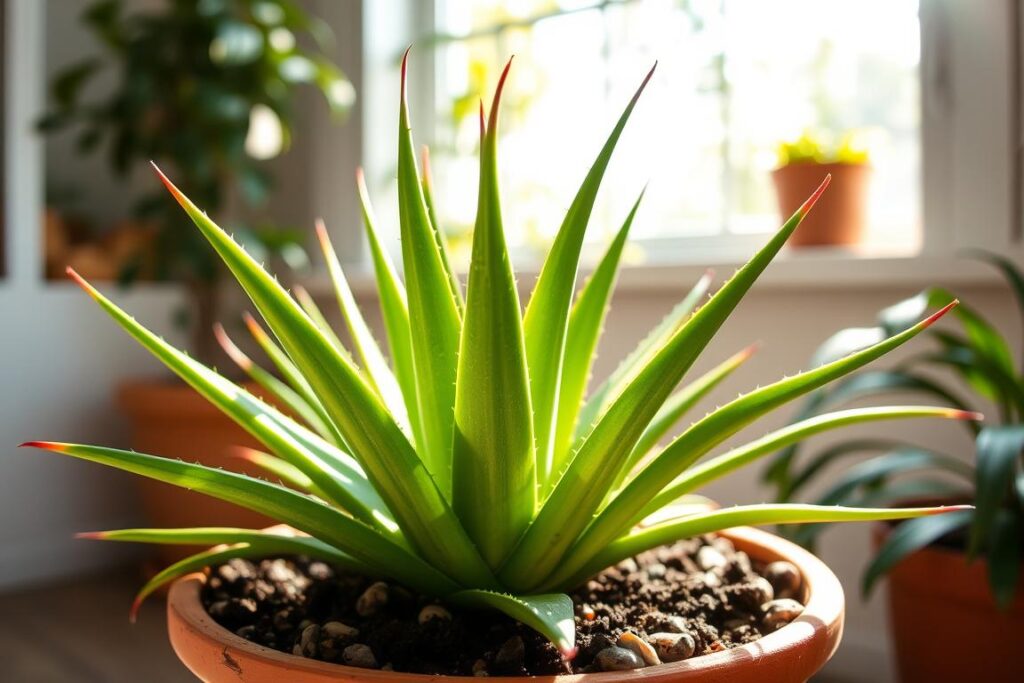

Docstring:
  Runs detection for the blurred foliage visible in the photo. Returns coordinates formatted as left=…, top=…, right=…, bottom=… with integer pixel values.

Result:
left=38, top=0, right=354, bottom=289
left=776, top=130, right=870, bottom=167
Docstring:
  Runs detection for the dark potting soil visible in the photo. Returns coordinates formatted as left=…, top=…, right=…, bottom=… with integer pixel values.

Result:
left=201, top=535, right=803, bottom=676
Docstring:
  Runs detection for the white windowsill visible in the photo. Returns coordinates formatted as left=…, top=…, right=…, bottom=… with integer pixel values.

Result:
left=303, top=247, right=1014, bottom=302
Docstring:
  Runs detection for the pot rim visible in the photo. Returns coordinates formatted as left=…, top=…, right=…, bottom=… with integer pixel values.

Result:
left=167, top=526, right=844, bottom=682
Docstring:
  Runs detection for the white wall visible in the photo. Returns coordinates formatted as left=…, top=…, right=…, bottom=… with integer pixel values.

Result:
left=0, top=0, right=185, bottom=589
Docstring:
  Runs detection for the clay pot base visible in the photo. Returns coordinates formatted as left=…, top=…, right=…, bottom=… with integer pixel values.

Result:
left=168, top=527, right=843, bottom=682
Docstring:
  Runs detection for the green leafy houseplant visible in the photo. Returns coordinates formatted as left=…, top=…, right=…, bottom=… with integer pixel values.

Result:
left=764, top=254, right=1024, bottom=607
left=22, top=56, right=974, bottom=657
left=39, top=0, right=354, bottom=360
left=776, top=130, right=870, bottom=167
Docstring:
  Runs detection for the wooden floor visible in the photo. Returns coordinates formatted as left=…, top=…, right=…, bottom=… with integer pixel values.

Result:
left=0, top=567, right=193, bottom=682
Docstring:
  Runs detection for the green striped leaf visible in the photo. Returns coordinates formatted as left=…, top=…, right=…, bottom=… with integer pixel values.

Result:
left=23, top=442, right=458, bottom=595
left=452, top=63, right=536, bottom=568
left=66, top=269, right=389, bottom=529
left=500, top=177, right=833, bottom=591
left=553, top=191, right=644, bottom=471
left=551, top=297, right=957, bottom=592
left=549, top=504, right=972, bottom=592
left=396, top=52, right=463, bottom=496
left=315, top=219, right=408, bottom=426
left=149, top=167, right=494, bottom=588
left=524, top=65, right=656, bottom=486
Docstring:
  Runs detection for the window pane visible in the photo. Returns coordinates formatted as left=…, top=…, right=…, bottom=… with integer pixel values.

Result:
left=431, top=0, right=921, bottom=255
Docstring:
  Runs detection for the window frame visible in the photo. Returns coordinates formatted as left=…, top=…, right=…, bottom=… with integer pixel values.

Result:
left=360, top=0, right=1024, bottom=281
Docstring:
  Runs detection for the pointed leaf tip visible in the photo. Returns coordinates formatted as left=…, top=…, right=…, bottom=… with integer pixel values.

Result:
left=149, top=163, right=188, bottom=209
left=75, top=531, right=105, bottom=540
left=948, top=409, right=985, bottom=421
left=923, top=299, right=958, bottom=327
left=213, top=323, right=253, bottom=370
left=929, top=504, right=974, bottom=515
left=20, top=441, right=66, bottom=452
left=65, top=267, right=99, bottom=298
left=797, top=174, right=832, bottom=218
left=129, top=595, right=143, bottom=623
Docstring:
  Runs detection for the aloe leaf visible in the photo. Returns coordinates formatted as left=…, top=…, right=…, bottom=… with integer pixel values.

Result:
left=618, top=344, right=757, bottom=488
left=131, top=545, right=258, bottom=621
left=970, top=425, right=1024, bottom=556
left=291, top=285, right=354, bottom=360
left=645, top=407, right=977, bottom=516
left=65, top=269, right=389, bottom=529
left=553, top=191, right=644, bottom=470
left=229, top=447, right=319, bottom=494
left=315, top=219, right=408, bottom=427
left=421, top=145, right=464, bottom=312
left=356, top=168, right=424, bottom=454
left=452, top=63, right=536, bottom=568
left=524, top=64, right=656, bottom=486
left=763, top=369, right=977, bottom=492
left=790, top=477, right=971, bottom=548
left=242, top=308, right=349, bottom=449
left=151, top=166, right=495, bottom=588
left=573, top=270, right=714, bottom=445
left=988, top=509, right=1022, bottom=609
left=500, top=177, right=832, bottom=590
left=214, top=323, right=335, bottom=440
left=396, top=52, right=463, bottom=495
left=549, top=503, right=972, bottom=592
left=555, top=299, right=958, bottom=591
left=23, top=442, right=459, bottom=595
left=862, top=510, right=972, bottom=598
left=449, top=590, right=575, bottom=656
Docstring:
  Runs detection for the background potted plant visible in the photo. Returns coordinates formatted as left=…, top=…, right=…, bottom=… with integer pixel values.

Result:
left=37, top=0, right=355, bottom=547
left=18, top=55, right=975, bottom=682
left=771, top=130, right=871, bottom=248
left=763, top=254, right=1024, bottom=682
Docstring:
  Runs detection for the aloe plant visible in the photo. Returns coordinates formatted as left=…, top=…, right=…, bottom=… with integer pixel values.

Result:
left=764, top=253, right=1024, bottom=608
left=21, top=55, right=974, bottom=656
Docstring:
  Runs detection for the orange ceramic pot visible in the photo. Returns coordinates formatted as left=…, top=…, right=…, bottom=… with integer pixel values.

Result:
left=166, top=526, right=844, bottom=682
left=771, top=162, right=870, bottom=247
left=118, top=380, right=274, bottom=563
left=873, top=523, right=1024, bottom=683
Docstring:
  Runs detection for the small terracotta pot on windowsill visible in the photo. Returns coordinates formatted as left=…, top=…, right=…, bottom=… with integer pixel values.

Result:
left=166, top=526, right=845, bottom=683
left=771, top=162, right=871, bottom=247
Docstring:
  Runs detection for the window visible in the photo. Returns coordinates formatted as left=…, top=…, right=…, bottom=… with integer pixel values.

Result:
left=384, top=0, right=924, bottom=264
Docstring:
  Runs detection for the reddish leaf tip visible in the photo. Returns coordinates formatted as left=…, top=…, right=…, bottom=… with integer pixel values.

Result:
left=561, top=645, right=578, bottom=660
left=150, top=162, right=188, bottom=208
left=314, top=218, right=331, bottom=250
left=129, top=596, right=143, bottom=623
left=75, top=531, right=106, bottom=540
left=923, top=299, right=958, bottom=328
left=796, top=174, right=832, bottom=218
left=19, top=441, right=66, bottom=452
left=739, top=341, right=761, bottom=360
left=947, top=410, right=984, bottom=422
left=420, top=145, right=433, bottom=185
left=213, top=323, right=252, bottom=370
left=928, top=504, right=974, bottom=515
left=242, top=311, right=267, bottom=340
left=65, top=267, right=100, bottom=299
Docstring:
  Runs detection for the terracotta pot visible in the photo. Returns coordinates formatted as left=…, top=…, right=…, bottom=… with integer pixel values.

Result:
left=771, top=162, right=870, bottom=247
left=166, top=526, right=844, bottom=682
left=118, top=380, right=274, bottom=562
left=872, top=523, right=1024, bottom=683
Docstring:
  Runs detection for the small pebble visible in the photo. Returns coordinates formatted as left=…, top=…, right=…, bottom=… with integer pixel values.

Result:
left=581, top=605, right=596, bottom=621
left=617, top=632, right=660, bottom=666
left=472, top=659, right=489, bottom=676
left=342, top=643, right=378, bottom=669
left=595, top=646, right=645, bottom=671
left=702, top=571, right=722, bottom=587
left=356, top=581, right=389, bottom=616
left=495, top=636, right=525, bottom=668
left=617, top=558, right=639, bottom=574
left=647, top=632, right=696, bottom=662
left=711, top=536, right=735, bottom=554
left=762, top=598, right=804, bottom=630
left=663, top=615, right=689, bottom=633
left=418, top=605, right=452, bottom=624
left=646, top=562, right=667, bottom=579
left=299, top=624, right=320, bottom=657
left=750, top=576, right=775, bottom=605
left=697, top=546, right=728, bottom=573
left=322, top=621, right=359, bottom=639
left=764, top=561, right=801, bottom=599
